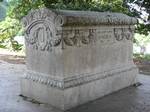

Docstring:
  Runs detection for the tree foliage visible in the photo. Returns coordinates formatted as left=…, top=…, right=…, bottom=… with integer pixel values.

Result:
left=0, top=16, right=22, bottom=51
left=8, top=0, right=128, bottom=20
left=0, top=0, right=128, bottom=51
left=124, top=0, right=150, bottom=35
left=0, top=0, right=149, bottom=51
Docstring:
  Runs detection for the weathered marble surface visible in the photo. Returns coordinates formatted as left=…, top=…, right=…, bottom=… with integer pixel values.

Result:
left=21, top=8, right=138, bottom=111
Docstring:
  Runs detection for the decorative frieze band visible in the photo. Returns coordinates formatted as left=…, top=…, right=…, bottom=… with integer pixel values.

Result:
left=25, top=26, right=135, bottom=51
left=24, top=71, right=64, bottom=89
left=22, top=9, right=136, bottom=51
left=23, top=65, right=137, bottom=89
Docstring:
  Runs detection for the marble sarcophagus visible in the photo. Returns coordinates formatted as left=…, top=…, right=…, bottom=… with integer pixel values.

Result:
left=21, top=8, right=138, bottom=111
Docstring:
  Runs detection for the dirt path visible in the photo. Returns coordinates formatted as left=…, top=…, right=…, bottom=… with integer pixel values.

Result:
left=0, top=54, right=25, bottom=64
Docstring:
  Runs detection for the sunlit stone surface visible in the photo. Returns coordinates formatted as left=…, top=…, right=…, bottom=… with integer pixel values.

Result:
left=21, top=8, right=138, bottom=111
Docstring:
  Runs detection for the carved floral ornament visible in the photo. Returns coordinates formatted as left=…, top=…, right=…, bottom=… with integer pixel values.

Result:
left=24, top=24, right=134, bottom=51
left=25, top=26, right=98, bottom=51
left=22, top=9, right=64, bottom=51
left=22, top=8, right=135, bottom=51
left=25, top=19, right=62, bottom=51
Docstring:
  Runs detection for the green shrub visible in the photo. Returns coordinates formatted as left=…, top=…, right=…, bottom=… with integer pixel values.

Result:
left=0, top=16, right=22, bottom=51
left=8, top=0, right=128, bottom=20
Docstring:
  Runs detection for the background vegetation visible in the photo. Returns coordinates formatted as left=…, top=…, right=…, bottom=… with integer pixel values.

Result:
left=0, top=0, right=149, bottom=51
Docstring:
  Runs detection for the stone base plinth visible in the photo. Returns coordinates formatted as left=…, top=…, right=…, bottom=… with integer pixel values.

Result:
left=21, top=66, right=138, bottom=111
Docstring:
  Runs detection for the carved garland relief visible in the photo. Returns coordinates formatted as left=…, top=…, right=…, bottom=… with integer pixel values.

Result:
left=25, top=19, right=134, bottom=51
left=62, top=29, right=97, bottom=47
left=114, top=27, right=134, bottom=41
left=25, top=23, right=98, bottom=50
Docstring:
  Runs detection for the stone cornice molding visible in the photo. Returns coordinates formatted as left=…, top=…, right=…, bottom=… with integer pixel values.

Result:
left=22, top=8, right=138, bottom=27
